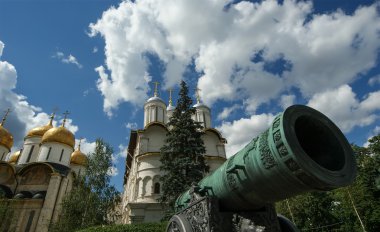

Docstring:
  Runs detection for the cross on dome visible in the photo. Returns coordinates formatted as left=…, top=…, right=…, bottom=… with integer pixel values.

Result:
left=168, top=88, right=173, bottom=105
left=153, top=81, right=160, bottom=97
left=1, top=108, right=11, bottom=126
left=195, top=87, right=201, bottom=104
left=62, top=110, right=70, bottom=127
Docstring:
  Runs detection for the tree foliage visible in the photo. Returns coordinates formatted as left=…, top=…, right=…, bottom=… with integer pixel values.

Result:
left=51, top=139, right=120, bottom=232
left=276, top=134, right=380, bottom=231
left=159, top=81, right=209, bottom=209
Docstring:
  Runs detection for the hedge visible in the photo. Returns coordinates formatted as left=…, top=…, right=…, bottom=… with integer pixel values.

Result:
left=76, top=222, right=168, bottom=232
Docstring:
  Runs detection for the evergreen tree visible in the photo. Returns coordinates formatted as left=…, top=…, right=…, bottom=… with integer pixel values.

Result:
left=276, top=192, right=339, bottom=231
left=333, top=141, right=380, bottom=232
left=51, top=139, right=120, bottom=232
left=160, top=81, right=209, bottom=210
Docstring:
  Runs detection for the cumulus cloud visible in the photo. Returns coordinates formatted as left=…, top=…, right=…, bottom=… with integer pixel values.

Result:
left=0, top=40, right=82, bottom=150
left=125, top=122, right=138, bottom=129
left=217, top=113, right=274, bottom=157
left=0, top=41, right=4, bottom=56
left=307, top=85, right=380, bottom=133
left=217, top=104, right=241, bottom=121
left=279, top=94, right=296, bottom=110
left=53, top=51, right=82, bottom=68
left=75, top=138, right=96, bottom=155
left=90, top=0, right=380, bottom=115
left=368, top=74, right=380, bottom=86
left=107, top=166, right=119, bottom=177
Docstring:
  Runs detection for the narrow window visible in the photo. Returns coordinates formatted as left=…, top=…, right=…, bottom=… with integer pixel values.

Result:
left=1, top=152, right=5, bottom=160
left=203, top=112, right=206, bottom=128
left=154, top=182, right=160, bottom=194
left=26, top=146, right=34, bottom=162
left=46, top=147, right=52, bottom=160
left=59, top=149, right=64, bottom=161
left=155, top=106, right=158, bottom=121
left=25, top=210, right=35, bottom=232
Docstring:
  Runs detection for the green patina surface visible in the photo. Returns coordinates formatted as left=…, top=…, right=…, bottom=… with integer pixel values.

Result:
left=175, top=105, right=356, bottom=212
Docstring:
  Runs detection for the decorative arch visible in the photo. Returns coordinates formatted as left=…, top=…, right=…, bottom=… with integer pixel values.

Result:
left=144, top=122, right=169, bottom=132
left=204, top=128, right=227, bottom=143
left=0, top=184, right=13, bottom=198
left=17, top=163, right=55, bottom=185
left=142, top=176, right=152, bottom=197
left=0, top=162, right=17, bottom=186
left=152, top=175, right=161, bottom=195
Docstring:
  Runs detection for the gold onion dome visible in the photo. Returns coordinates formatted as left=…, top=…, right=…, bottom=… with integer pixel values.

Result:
left=8, top=150, right=20, bottom=164
left=70, top=144, right=87, bottom=166
left=0, top=125, right=13, bottom=151
left=0, top=109, right=13, bottom=151
left=26, top=119, right=53, bottom=139
left=42, top=126, right=75, bottom=148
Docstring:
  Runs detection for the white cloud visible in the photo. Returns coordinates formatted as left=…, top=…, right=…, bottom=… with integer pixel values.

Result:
left=75, top=138, right=96, bottom=155
left=0, top=41, right=4, bottom=56
left=90, top=0, right=380, bottom=115
left=92, top=46, right=98, bottom=53
left=368, top=74, right=380, bottom=86
left=125, top=122, right=137, bottom=129
left=0, top=40, right=82, bottom=150
left=279, top=94, right=296, bottom=110
left=53, top=51, right=82, bottom=68
left=217, top=113, right=274, bottom=157
left=307, top=85, right=380, bottom=133
left=107, top=166, right=119, bottom=176
left=217, top=104, right=241, bottom=121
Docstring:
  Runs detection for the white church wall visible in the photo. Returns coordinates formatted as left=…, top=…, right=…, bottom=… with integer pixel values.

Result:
left=38, top=142, right=73, bottom=166
left=18, top=137, right=41, bottom=164
left=143, top=126, right=166, bottom=153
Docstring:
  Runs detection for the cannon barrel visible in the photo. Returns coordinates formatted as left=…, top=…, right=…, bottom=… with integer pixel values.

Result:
left=176, top=105, right=356, bottom=212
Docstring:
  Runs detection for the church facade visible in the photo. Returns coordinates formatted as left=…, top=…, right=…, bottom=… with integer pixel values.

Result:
left=0, top=111, right=87, bottom=232
left=122, top=89, right=227, bottom=224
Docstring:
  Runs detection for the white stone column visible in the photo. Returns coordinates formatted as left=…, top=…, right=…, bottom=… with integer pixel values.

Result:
left=35, top=173, right=62, bottom=232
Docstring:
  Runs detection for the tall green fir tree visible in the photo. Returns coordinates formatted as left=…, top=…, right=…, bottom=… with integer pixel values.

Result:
left=51, top=139, right=121, bottom=232
left=160, top=81, right=209, bottom=210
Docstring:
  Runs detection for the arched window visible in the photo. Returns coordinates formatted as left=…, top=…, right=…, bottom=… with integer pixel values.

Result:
left=154, top=182, right=160, bottom=194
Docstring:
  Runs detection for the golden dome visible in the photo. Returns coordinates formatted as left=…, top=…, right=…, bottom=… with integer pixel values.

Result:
left=26, top=113, right=55, bottom=139
left=0, top=125, right=13, bottom=151
left=70, top=147, right=88, bottom=166
left=41, top=126, right=75, bottom=148
left=8, top=150, right=20, bottom=164
left=26, top=122, right=53, bottom=139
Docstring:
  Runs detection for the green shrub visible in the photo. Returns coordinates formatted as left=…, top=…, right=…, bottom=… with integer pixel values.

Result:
left=76, top=222, right=168, bottom=232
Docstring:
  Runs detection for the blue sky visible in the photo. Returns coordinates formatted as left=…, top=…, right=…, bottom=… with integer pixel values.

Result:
left=0, top=0, right=379, bottom=191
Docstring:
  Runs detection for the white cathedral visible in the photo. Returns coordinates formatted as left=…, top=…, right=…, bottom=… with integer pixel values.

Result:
left=0, top=110, right=87, bottom=232
left=122, top=87, right=228, bottom=223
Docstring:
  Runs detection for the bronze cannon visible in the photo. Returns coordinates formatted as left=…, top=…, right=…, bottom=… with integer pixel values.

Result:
left=167, top=105, right=356, bottom=232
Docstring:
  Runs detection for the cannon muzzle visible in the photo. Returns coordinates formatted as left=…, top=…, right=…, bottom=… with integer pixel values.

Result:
left=175, top=105, right=356, bottom=211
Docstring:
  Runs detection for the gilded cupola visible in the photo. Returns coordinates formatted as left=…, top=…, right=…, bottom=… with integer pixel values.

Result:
left=41, top=111, right=75, bottom=148
left=8, top=150, right=20, bottom=164
left=25, top=113, right=54, bottom=139
left=70, top=140, right=88, bottom=166
left=0, top=109, right=13, bottom=151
